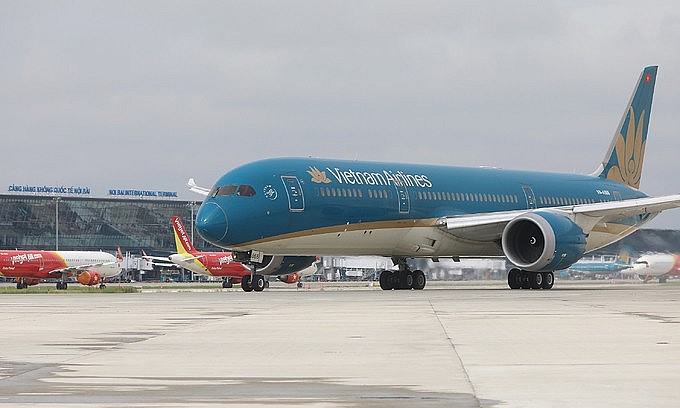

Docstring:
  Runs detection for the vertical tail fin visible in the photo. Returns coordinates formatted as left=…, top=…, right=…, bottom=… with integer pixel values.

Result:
left=172, top=216, right=197, bottom=255
left=594, top=66, right=657, bottom=189
left=116, top=246, right=124, bottom=261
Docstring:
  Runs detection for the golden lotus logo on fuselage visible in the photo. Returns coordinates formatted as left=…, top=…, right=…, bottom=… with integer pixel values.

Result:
left=606, top=107, right=646, bottom=189
left=307, top=166, right=331, bottom=184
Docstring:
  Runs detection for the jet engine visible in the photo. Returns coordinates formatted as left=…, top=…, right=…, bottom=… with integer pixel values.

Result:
left=77, top=271, right=102, bottom=286
left=277, top=273, right=300, bottom=284
left=16, top=277, right=40, bottom=286
left=502, top=211, right=587, bottom=272
left=250, top=256, right=317, bottom=277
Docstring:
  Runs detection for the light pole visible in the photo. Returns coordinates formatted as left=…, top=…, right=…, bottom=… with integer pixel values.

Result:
left=54, top=197, right=61, bottom=250
left=189, top=201, right=195, bottom=245
left=188, top=201, right=196, bottom=281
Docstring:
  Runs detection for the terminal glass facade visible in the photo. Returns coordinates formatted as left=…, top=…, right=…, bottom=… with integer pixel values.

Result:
left=0, top=194, right=212, bottom=253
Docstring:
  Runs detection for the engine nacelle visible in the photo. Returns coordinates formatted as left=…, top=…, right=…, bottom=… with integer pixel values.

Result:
left=251, top=256, right=317, bottom=277
left=278, top=273, right=300, bottom=284
left=77, top=271, right=102, bottom=286
left=502, top=211, right=586, bottom=272
left=16, top=277, right=40, bottom=286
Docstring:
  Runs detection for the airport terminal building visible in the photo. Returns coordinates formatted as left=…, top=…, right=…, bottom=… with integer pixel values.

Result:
left=0, top=192, right=211, bottom=254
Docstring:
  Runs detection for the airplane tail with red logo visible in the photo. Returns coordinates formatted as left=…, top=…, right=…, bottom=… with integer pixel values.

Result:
left=172, top=216, right=198, bottom=255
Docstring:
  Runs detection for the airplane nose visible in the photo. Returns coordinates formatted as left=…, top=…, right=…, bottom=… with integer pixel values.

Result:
left=196, top=201, right=229, bottom=244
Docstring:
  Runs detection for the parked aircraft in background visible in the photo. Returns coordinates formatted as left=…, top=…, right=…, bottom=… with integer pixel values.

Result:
left=194, top=66, right=680, bottom=291
left=632, top=253, right=680, bottom=283
left=565, top=256, right=632, bottom=278
left=144, top=216, right=316, bottom=291
left=0, top=248, right=122, bottom=289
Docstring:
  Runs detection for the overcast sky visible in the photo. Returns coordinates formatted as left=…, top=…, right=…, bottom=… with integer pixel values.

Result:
left=2, top=1, right=680, bottom=227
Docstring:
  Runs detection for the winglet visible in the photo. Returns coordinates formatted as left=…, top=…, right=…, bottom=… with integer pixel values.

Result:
left=172, top=216, right=197, bottom=255
left=594, top=66, right=658, bottom=189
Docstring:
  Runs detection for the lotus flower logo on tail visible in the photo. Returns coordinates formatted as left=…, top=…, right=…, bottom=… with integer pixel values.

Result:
left=606, top=107, right=646, bottom=189
left=307, top=166, right=331, bottom=184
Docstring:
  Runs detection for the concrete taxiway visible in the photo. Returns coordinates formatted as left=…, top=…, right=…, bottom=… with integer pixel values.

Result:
left=1, top=281, right=679, bottom=407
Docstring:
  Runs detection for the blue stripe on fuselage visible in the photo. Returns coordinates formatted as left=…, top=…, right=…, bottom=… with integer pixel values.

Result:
left=200, top=157, right=648, bottom=248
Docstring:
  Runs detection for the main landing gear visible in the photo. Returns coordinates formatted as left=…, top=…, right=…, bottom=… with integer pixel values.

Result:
left=56, top=274, right=69, bottom=290
left=507, top=268, right=554, bottom=290
left=240, top=273, right=267, bottom=292
left=379, top=257, right=426, bottom=290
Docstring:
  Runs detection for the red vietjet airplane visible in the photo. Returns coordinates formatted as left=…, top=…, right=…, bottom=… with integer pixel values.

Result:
left=144, top=216, right=317, bottom=291
left=632, top=253, right=680, bottom=283
left=0, top=248, right=123, bottom=289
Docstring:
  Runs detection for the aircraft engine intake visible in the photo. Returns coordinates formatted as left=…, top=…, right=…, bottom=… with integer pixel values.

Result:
left=502, top=211, right=586, bottom=272
left=277, top=273, right=300, bottom=284
left=77, top=271, right=102, bottom=286
left=251, top=256, right=316, bottom=277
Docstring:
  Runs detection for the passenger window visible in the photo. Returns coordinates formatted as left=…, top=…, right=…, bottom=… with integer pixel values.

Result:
left=236, top=185, right=256, bottom=197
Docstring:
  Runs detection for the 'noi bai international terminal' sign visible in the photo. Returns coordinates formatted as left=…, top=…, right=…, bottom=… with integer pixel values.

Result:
left=7, top=184, right=178, bottom=199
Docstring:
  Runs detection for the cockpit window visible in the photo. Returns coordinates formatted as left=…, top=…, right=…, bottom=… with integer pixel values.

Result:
left=211, top=185, right=238, bottom=197
left=209, top=184, right=255, bottom=197
left=237, top=185, right=256, bottom=197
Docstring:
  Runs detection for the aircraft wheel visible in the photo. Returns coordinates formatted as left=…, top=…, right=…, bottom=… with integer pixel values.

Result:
left=530, top=272, right=543, bottom=290
left=405, top=271, right=414, bottom=289
left=379, top=271, right=394, bottom=290
left=222, top=278, right=233, bottom=288
left=99, top=283, right=106, bottom=289
left=541, top=272, right=554, bottom=289
left=252, top=275, right=266, bottom=292
left=519, top=271, right=531, bottom=289
left=507, top=269, right=521, bottom=289
left=297, top=282, right=303, bottom=288
left=241, top=275, right=253, bottom=292
left=412, top=270, right=426, bottom=290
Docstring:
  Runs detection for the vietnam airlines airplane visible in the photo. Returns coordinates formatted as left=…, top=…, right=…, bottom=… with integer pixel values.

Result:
left=0, top=248, right=122, bottom=289
left=194, top=66, right=680, bottom=291
left=565, top=256, right=632, bottom=279
left=144, top=216, right=316, bottom=291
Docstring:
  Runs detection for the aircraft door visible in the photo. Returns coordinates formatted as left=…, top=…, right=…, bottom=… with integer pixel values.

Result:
left=394, top=184, right=410, bottom=214
left=281, top=176, right=305, bottom=212
left=521, top=185, right=537, bottom=209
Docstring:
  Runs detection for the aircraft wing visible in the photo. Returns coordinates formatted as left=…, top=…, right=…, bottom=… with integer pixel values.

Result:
left=437, top=194, right=680, bottom=242
left=46, top=261, right=117, bottom=276
left=171, top=254, right=205, bottom=263
left=188, top=178, right=210, bottom=196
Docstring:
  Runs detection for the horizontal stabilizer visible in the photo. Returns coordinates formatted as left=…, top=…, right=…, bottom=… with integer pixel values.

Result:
left=188, top=178, right=210, bottom=196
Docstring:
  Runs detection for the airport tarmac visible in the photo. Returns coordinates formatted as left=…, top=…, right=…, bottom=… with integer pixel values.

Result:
left=1, top=281, right=679, bottom=407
